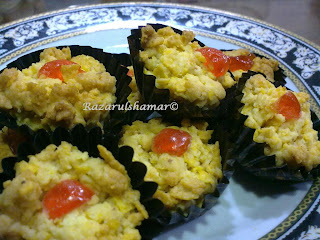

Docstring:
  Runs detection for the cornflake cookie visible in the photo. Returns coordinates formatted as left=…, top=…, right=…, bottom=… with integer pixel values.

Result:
left=241, top=74, right=320, bottom=170
left=120, top=118, right=222, bottom=211
left=0, top=47, right=117, bottom=130
left=0, top=142, right=148, bottom=240
left=140, top=25, right=226, bottom=109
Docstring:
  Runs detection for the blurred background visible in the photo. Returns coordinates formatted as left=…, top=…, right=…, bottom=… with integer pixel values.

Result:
left=0, top=0, right=319, bottom=45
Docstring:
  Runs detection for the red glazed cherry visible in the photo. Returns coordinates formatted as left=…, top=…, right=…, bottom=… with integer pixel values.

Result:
left=276, top=91, right=301, bottom=120
left=228, top=53, right=255, bottom=72
left=197, top=47, right=230, bottom=77
left=38, top=59, right=84, bottom=82
left=43, top=179, right=94, bottom=219
left=197, top=47, right=256, bottom=76
left=152, top=128, right=192, bottom=156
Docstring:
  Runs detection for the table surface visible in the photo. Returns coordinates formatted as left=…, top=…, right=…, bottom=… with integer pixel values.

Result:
left=0, top=0, right=319, bottom=46
left=0, top=1, right=319, bottom=240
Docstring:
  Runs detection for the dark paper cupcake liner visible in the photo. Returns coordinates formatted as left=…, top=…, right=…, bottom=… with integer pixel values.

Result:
left=0, top=125, right=165, bottom=240
left=225, top=72, right=320, bottom=181
left=0, top=45, right=132, bottom=134
left=228, top=125, right=320, bottom=181
left=119, top=115, right=234, bottom=229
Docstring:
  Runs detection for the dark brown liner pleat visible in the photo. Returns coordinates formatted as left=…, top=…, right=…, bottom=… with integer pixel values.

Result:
left=0, top=125, right=165, bottom=240
left=225, top=71, right=320, bottom=181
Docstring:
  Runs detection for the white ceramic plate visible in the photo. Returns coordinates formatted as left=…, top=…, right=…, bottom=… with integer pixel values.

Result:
left=0, top=3, right=320, bottom=240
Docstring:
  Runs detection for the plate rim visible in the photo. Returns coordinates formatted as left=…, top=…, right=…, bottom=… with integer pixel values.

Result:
left=0, top=2, right=319, bottom=50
